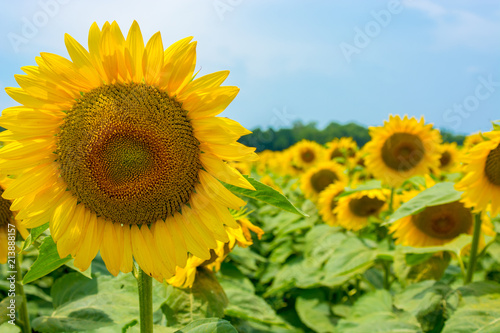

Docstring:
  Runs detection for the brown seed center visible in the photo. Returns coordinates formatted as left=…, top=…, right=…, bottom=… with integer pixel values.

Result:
left=349, top=195, right=385, bottom=217
left=381, top=132, right=424, bottom=171
left=485, top=143, right=500, bottom=186
left=412, top=201, right=472, bottom=239
left=310, top=169, right=339, bottom=193
left=56, top=83, right=201, bottom=225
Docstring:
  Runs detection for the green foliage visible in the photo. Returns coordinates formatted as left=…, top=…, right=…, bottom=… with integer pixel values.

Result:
left=23, top=236, right=72, bottom=284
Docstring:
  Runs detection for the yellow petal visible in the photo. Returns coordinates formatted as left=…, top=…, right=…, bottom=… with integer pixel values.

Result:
left=125, top=20, right=144, bottom=82
left=142, top=31, right=164, bottom=85
left=181, top=86, right=239, bottom=119
left=179, top=70, right=229, bottom=96
left=198, top=170, right=246, bottom=209
left=100, top=221, right=121, bottom=276
left=3, top=163, right=58, bottom=199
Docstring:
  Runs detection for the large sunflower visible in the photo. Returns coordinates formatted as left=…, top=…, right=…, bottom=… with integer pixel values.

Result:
left=364, top=115, right=441, bottom=187
left=334, top=189, right=388, bottom=231
left=0, top=21, right=257, bottom=281
left=455, top=131, right=500, bottom=216
left=300, top=161, right=347, bottom=201
left=389, top=201, right=495, bottom=247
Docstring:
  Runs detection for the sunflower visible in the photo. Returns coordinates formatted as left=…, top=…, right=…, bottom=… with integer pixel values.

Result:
left=167, top=217, right=263, bottom=288
left=334, top=189, right=388, bottom=231
left=0, top=178, right=28, bottom=264
left=389, top=201, right=495, bottom=247
left=0, top=21, right=257, bottom=281
left=455, top=131, right=500, bottom=216
left=317, top=182, right=345, bottom=226
left=463, top=132, right=484, bottom=149
left=364, top=115, right=441, bottom=187
left=438, top=142, right=460, bottom=172
left=291, top=140, right=324, bottom=170
left=325, top=137, right=358, bottom=165
left=300, top=161, right=347, bottom=201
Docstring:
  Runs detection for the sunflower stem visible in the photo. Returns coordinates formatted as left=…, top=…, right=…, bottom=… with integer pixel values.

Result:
left=137, top=267, right=153, bottom=332
left=465, top=213, right=482, bottom=285
left=15, top=253, right=31, bottom=333
left=389, top=187, right=395, bottom=214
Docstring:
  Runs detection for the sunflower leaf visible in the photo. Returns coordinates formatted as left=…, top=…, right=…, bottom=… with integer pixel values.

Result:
left=222, top=176, right=308, bottom=217
left=21, top=222, right=49, bottom=251
left=387, top=182, right=463, bottom=224
left=337, top=179, right=382, bottom=197
left=23, top=236, right=72, bottom=284
left=295, top=289, right=337, bottom=332
left=174, top=318, right=237, bottom=333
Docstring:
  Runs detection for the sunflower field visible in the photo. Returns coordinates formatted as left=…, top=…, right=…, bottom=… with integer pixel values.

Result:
left=1, top=20, right=500, bottom=333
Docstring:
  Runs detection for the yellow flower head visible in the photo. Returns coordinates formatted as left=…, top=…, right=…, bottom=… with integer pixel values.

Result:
left=317, top=182, right=345, bottom=226
left=291, top=139, right=325, bottom=170
left=389, top=201, right=495, bottom=247
left=364, top=115, right=442, bottom=187
left=0, top=21, right=257, bottom=281
left=300, top=161, right=347, bottom=201
left=334, top=189, right=389, bottom=231
left=456, top=131, right=500, bottom=216
left=438, top=142, right=460, bottom=173
left=325, top=137, right=358, bottom=165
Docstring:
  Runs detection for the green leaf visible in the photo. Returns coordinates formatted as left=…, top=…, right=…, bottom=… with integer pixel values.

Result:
left=442, top=281, right=500, bottom=332
left=23, top=236, right=72, bottom=284
left=32, top=272, right=166, bottom=332
left=295, top=289, right=337, bottom=332
left=174, top=318, right=237, bottom=333
left=394, top=281, right=455, bottom=332
left=65, top=259, right=93, bottom=279
left=162, top=268, right=228, bottom=328
left=218, top=264, right=286, bottom=327
left=337, top=290, right=421, bottom=333
left=338, top=180, right=382, bottom=197
left=388, top=182, right=462, bottom=223
left=222, top=176, right=307, bottom=217
left=442, top=299, right=500, bottom=333
left=21, top=222, right=49, bottom=251
left=399, top=234, right=473, bottom=257
left=321, top=236, right=377, bottom=287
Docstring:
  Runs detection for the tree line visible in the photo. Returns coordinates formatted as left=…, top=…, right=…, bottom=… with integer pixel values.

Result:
left=239, top=121, right=465, bottom=152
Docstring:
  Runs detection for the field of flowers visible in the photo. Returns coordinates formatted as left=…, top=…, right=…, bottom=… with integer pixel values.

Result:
left=1, top=20, right=499, bottom=333
left=2, top=114, right=500, bottom=332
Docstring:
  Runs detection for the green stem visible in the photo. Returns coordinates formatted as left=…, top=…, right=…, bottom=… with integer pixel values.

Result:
left=465, top=214, right=482, bottom=284
left=389, top=187, right=395, bottom=214
left=137, top=267, right=153, bottom=332
left=15, top=253, right=31, bottom=333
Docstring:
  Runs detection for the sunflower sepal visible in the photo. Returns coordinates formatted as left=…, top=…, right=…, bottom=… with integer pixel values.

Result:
left=221, top=175, right=308, bottom=217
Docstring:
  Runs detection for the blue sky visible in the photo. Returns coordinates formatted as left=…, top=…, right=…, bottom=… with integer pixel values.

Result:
left=1, top=0, right=499, bottom=135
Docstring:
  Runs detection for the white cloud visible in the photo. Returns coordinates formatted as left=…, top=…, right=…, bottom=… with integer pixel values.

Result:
left=403, top=0, right=500, bottom=51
